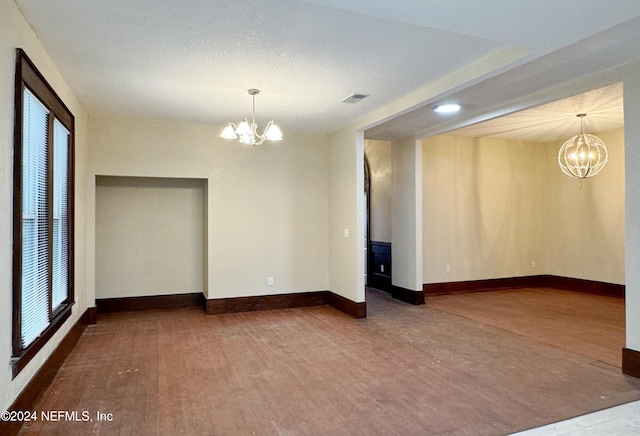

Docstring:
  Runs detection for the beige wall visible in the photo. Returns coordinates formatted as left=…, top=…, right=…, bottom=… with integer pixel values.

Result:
left=89, top=115, right=330, bottom=300
left=623, top=67, right=640, bottom=350
left=545, top=128, right=625, bottom=284
left=95, top=176, right=205, bottom=298
left=0, top=0, right=90, bottom=412
left=391, top=137, right=423, bottom=291
left=422, top=135, right=547, bottom=283
left=364, top=140, right=392, bottom=243
left=328, top=127, right=365, bottom=302
left=421, top=129, right=625, bottom=285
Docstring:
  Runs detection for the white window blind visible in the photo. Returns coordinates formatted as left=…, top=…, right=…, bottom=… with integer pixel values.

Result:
left=52, top=119, right=70, bottom=311
left=19, top=89, right=71, bottom=349
left=21, top=88, right=50, bottom=348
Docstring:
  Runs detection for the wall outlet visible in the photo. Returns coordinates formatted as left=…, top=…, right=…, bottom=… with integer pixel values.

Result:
left=268, top=277, right=274, bottom=286
left=531, top=260, right=536, bottom=268
left=381, top=264, right=384, bottom=273
left=343, top=228, right=349, bottom=238
left=445, top=264, right=451, bottom=273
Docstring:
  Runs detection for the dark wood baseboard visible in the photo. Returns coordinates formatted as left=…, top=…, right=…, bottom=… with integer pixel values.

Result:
left=83, top=306, right=98, bottom=325
left=206, top=291, right=367, bottom=319
left=96, top=292, right=205, bottom=314
left=205, top=291, right=326, bottom=315
left=391, top=285, right=425, bottom=305
left=423, top=275, right=624, bottom=298
left=423, top=276, right=545, bottom=295
left=622, top=348, right=640, bottom=379
left=325, top=292, right=367, bottom=318
left=1, top=307, right=93, bottom=436
left=544, top=275, right=624, bottom=298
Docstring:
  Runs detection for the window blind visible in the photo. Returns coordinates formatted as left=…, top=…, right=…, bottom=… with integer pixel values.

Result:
left=52, top=119, right=70, bottom=311
left=21, top=88, right=50, bottom=348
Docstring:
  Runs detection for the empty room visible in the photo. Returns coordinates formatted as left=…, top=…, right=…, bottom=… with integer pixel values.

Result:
left=3, top=1, right=640, bottom=435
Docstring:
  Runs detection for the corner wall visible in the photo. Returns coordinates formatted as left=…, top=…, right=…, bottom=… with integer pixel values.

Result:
left=391, top=137, right=423, bottom=292
left=545, top=128, right=625, bottom=285
left=420, top=128, right=625, bottom=286
left=328, top=127, right=365, bottom=302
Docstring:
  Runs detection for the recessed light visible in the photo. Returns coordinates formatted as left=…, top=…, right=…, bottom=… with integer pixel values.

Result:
left=433, top=103, right=461, bottom=114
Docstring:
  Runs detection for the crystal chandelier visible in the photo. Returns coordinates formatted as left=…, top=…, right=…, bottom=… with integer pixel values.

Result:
left=219, top=89, right=283, bottom=146
left=558, top=113, right=608, bottom=178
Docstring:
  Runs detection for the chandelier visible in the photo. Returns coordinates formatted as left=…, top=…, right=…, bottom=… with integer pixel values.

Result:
left=219, top=89, right=283, bottom=146
left=557, top=113, right=608, bottom=178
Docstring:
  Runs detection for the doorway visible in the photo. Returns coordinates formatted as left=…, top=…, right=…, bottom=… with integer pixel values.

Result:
left=364, top=143, right=392, bottom=293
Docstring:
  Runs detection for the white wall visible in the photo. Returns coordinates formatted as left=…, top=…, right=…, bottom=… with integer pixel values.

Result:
left=545, top=128, right=625, bottom=284
left=88, top=114, right=330, bottom=300
left=0, top=0, right=90, bottom=413
left=95, top=176, right=205, bottom=298
left=422, top=135, right=547, bottom=283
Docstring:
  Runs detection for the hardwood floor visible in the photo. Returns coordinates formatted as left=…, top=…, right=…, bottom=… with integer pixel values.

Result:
left=19, top=287, right=640, bottom=435
left=426, top=287, right=626, bottom=367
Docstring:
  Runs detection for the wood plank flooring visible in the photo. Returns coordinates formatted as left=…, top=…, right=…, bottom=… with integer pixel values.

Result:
left=425, top=287, right=626, bottom=367
left=19, top=287, right=640, bottom=435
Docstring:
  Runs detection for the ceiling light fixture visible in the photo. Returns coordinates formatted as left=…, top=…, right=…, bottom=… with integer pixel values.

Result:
left=219, top=89, right=283, bottom=146
left=558, top=113, right=608, bottom=178
left=433, top=103, right=461, bottom=114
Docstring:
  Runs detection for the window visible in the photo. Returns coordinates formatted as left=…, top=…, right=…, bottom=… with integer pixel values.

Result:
left=12, top=49, right=75, bottom=377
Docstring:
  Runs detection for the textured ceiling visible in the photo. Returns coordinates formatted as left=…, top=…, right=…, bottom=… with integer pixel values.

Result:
left=450, top=83, right=624, bottom=143
left=14, top=0, right=640, bottom=138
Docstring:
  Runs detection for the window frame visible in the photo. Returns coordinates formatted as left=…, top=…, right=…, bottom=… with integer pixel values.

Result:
left=12, top=49, right=75, bottom=378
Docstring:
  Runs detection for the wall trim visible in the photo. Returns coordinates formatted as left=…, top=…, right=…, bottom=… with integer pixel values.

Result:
left=1, top=307, right=95, bottom=436
left=324, top=292, right=367, bottom=318
left=206, top=291, right=367, bottom=319
left=95, top=290, right=366, bottom=318
left=423, top=275, right=624, bottom=298
left=205, top=291, right=325, bottom=315
left=544, top=275, right=624, bottom=298
left=85, top=306, right=98, bottom=325
left=96, top=292, right=206, bottom=314
left=391, top=285, right=425, bottom=305
left=622, top=348, right=640, bottom=379
left=424, top=276, right=544, bottom=295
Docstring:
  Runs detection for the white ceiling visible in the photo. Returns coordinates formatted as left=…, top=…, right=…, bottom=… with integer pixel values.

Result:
left=14, top=0, right=640, bottom=139
left=450, top=83, right=624, bottom=143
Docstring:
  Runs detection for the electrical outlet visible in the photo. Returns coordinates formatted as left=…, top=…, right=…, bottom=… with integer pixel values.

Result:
left=268, top=277, right=274, bottom=286
left=445, top=264, right=451, bottom=273
left=381, top=265, right=384, bottom=273
left=531, top=261, right=536, bottom=268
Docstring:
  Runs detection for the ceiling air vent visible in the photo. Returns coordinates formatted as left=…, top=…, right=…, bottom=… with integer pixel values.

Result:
left=340, top=93, right=370, bottom=104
